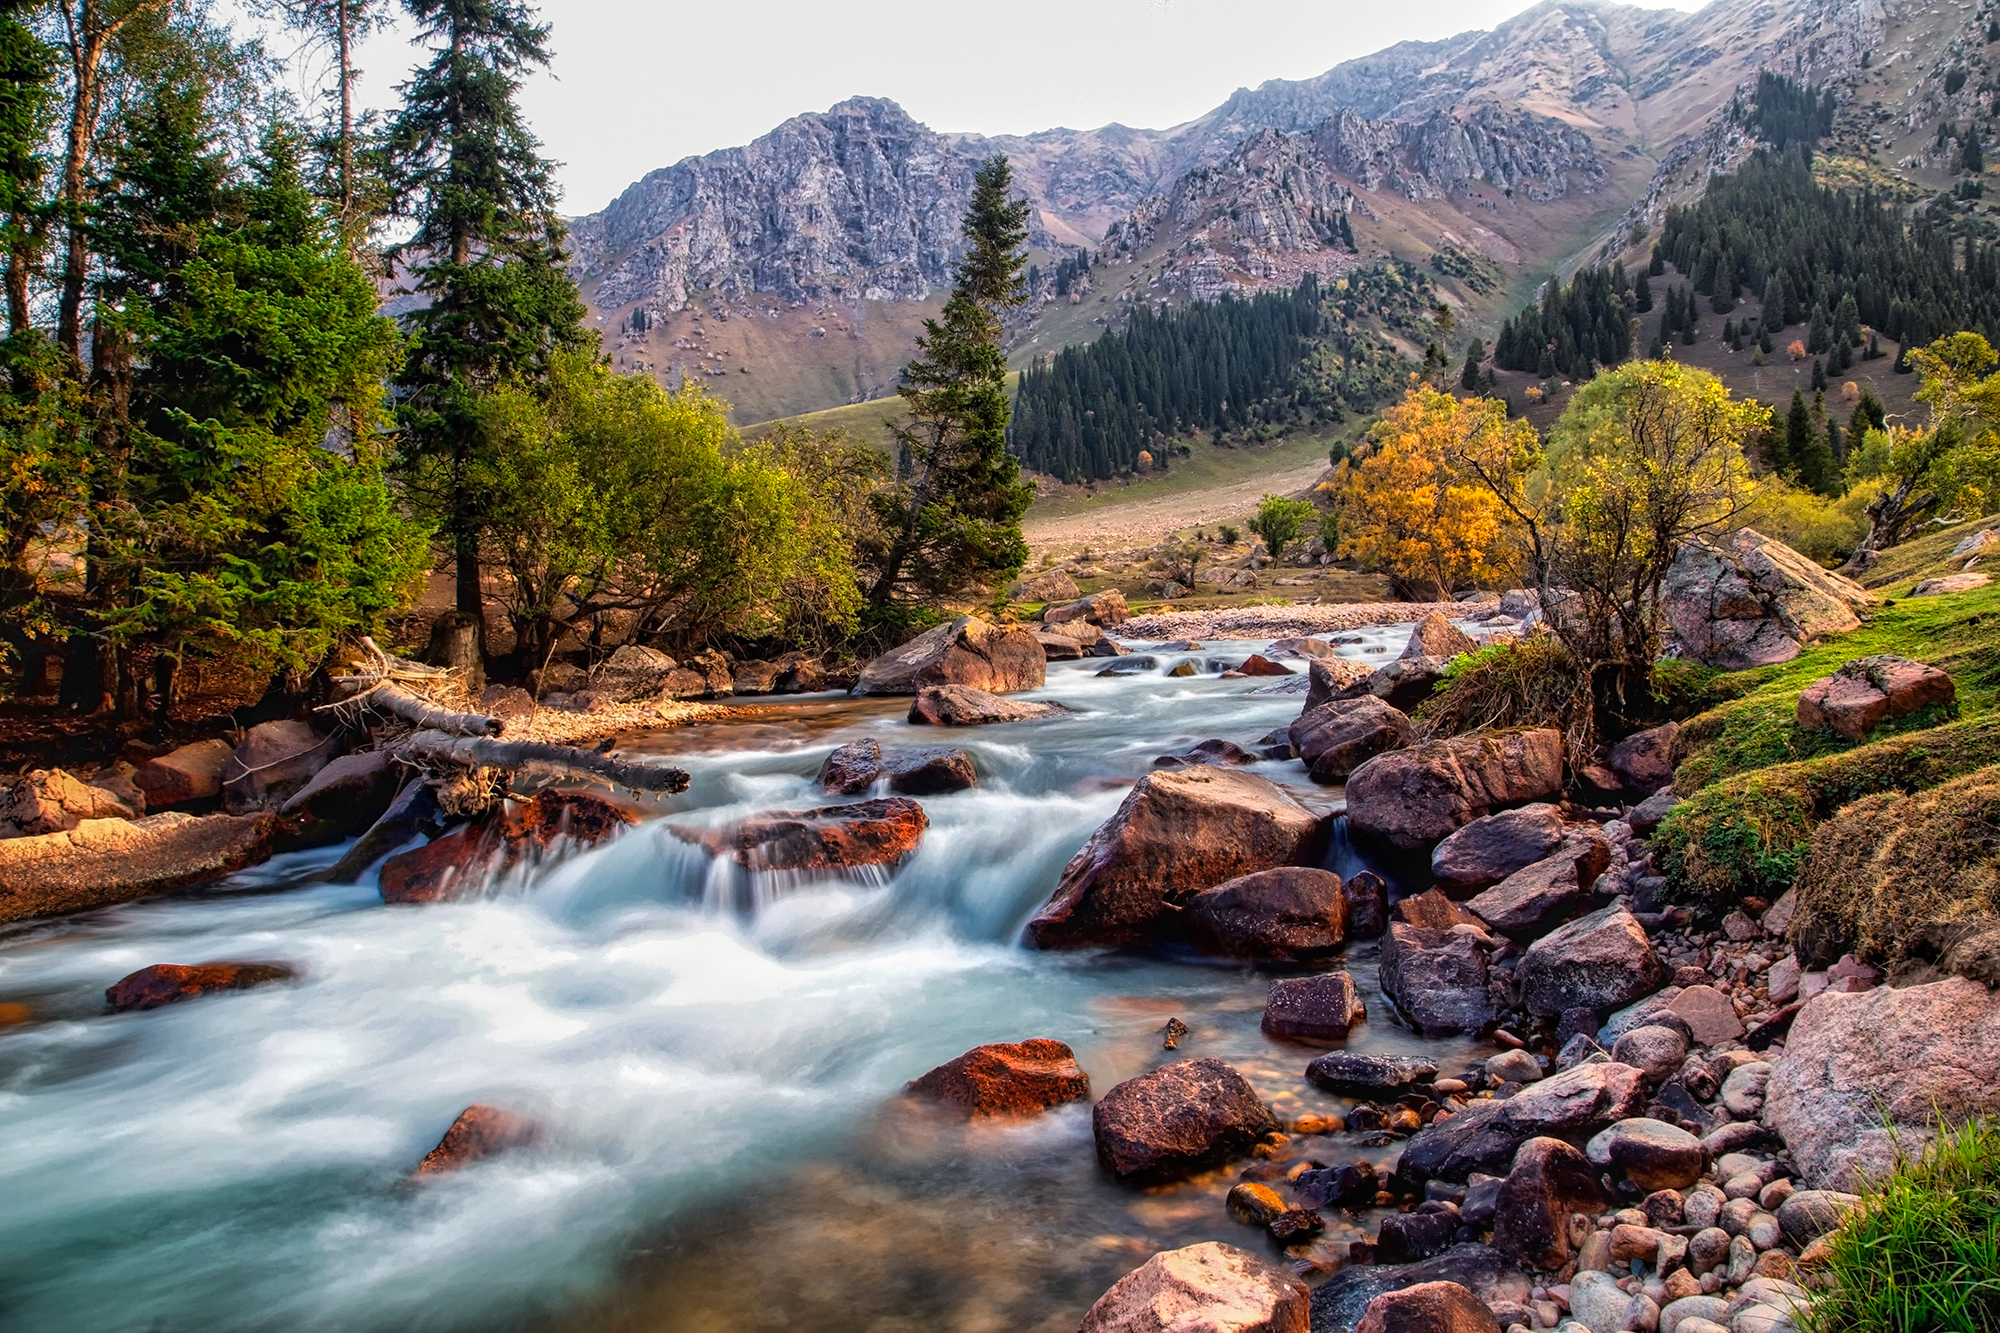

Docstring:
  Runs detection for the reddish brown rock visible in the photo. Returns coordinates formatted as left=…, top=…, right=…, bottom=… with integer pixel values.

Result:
left=413, top=1104, right=544, bottom=1175
left=0, top=812, right=275, bottom=925
left=1796, top=655, right=1955, bottom=741
left=818, top=741, right=977, bottom=796
left=0, top=768, right=138, bottom=837
left=1024, top=768, right=1328, bottom=949
left=672, top=796, right=927, bottom=876
left=904, top=1038, right=1090, bottom=1117
left=280, top=751, right=402, bottom=837
left=1379, top=923, right=1494, bottom=1034
left=134, top=739, right=234, bottom=808
left=1261, top=971, right=1366, bottom=1042
left=1356, top=1281, right=1503, bottom=1333
left=381, top=790, right=640, bottom=904
left=907, top=684, right=1072, bottom=725
left=105, top=961, right=295, bottom=1012
left=1517, top=907, right=1668, bottom=1017
left=1430, top=804, right=1567, bottom=896
left=1492, top=1137, right=1606, bottom=1269
left=1092, top=1058, right=1280, bottom=1180
left=1079, top=1242, right=1308, bottom=1333
left=1183, top=867, right=1347, bottom=962
left=1394, top=1061, right=1649, bottom=1185
left=1466, top=829, right=1613, bottom=939
left=1393, top=888, right=1483, bottom=931
left=1304, top=657, right=1376, bottom=709
left=1290, top=697, right=1414, bottom=782
left=1344, top=871, right=1389, bottom=937
left=853, top=615, right=1046, bottom=695
left=1233, top=654, right=1294, bottom=677
left=1346, top=730, right=1565, bottom=851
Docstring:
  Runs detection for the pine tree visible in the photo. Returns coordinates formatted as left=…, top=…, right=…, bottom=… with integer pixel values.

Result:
left=1635, top=271, right=1653, bottom=312
left=1827, top=414, right=1844, bottom=466
left=1811, top=356, right=1827, bottom=391
left=867, top=155, right=1032, bottom=611
left=0, top=0, right=53, bottom=334
left=1460, top=337, right=1484, bottom=391
left=1763, top=273, right=1787, bottom=332
left=1783, top=389, right=1814, bottom=480
left=1649, top=242, right=1665, bottom=277
left=1965, top=133, right=1985, bottom=175
left=386, top=0, right=590, bottom=625
left=1808, top=302, right=1829, bottom=353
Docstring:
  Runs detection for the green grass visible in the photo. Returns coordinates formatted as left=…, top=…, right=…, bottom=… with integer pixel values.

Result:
left=1802, top=1118, right=2000, bottom=1333
left=1020, top=428, right=1344, bottom=523
left=1856, top=511, right=2000, bottom=592
left=1656, top=578, right=2000, bottom=906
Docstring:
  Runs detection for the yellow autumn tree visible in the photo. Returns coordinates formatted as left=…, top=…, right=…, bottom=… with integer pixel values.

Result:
left=1338, top=384, right=1535, bottom=600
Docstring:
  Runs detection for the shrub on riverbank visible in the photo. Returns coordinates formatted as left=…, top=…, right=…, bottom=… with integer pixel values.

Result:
left=1801, top=1117, right=2000, bottom=1333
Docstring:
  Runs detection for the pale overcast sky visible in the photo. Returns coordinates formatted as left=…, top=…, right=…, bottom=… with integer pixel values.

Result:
left=259, top=0, right=1714, bottom=217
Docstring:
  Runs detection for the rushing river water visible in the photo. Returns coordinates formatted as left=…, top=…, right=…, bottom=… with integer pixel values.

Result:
left=0, top=629, right=1496, bottom=1333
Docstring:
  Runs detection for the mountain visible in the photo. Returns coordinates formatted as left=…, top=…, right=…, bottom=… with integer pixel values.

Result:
left=565, top=0, right=1894, bottom=424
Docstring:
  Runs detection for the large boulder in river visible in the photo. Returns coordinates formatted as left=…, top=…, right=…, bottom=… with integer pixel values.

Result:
left=1403, top=612, right=1478, bottom=661
left=817, top=740, right=977, bottom=796
left=1364, top=657, right=1452, bottom=713
left=904, top=1039, right=1090, bottom=1117
left=670, top=796, right=926, bottom=880
left=1262, top=971, right=1367, bottom=1041
left=1765, top=975, right=2000, bottom=1188
left=1346, top=730, right=1565, bottom=851
left=1661, top=528, right=1871, bottom=670
left=1304, top=657, right=1376, bottom=709
left=1394, top=1061, right=1649, bottom=1186
left=1023, top=768, right=1329, bottom=949
left=1183, top=867, right=1347, bottom=962
left=1044, top=589, right=1128, bottom=628
left=1516, top=906, right=1668, bottom=1017
left=382, top=790, right=639, bottom=903
left=1466, top=828, right=1612, bottom=939
left=0, top=812, right=275, bottom=924
left=1078, top=1242, right=1309, bottom=1333
left=852, top=615, right=1046, bottom=695
left=1430, top=804, right=1566, bottom=896
left=106, top=961, right=294, bottom=1011
left=1379, top=923, right=1495, bottom=1034
left=279, top=751, right=402, bottom=838
left=1289, top=697, right=1413, bottom=782
left=222, top=720, right=342, bottom=814
left=907, top=684, right=1072, bottom=725
left=1092, top=1058, right=1279, bottom=1180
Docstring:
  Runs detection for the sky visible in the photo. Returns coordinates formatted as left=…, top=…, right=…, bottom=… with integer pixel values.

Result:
left=268, top=0, right=1715, bottom=218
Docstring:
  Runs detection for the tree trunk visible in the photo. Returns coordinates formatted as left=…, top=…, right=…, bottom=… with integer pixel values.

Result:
left=56, top=633, right=105, bottom=712
left=426, top=609, right=486, bottom=695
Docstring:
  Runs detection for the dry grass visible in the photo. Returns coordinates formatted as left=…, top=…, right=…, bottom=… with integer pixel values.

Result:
left=1413, top=636, right=1590, bottom=759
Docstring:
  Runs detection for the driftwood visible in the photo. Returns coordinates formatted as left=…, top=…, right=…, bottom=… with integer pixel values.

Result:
left=320, top=637, right=500, bottom=737
left=389, top=730, right=691, bottom=795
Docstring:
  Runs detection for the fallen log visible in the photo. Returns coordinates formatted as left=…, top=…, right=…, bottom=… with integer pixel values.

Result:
left=332, top=681, right=502, bottom=738
left=389, top=730, right=691, bottom=795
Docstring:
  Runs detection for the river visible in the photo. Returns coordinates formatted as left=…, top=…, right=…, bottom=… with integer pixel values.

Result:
left=0, top=628, right=1492, bottom=1333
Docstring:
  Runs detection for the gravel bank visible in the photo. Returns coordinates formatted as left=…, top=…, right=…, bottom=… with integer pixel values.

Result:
left=1119, top=599, right=1493, bottom=641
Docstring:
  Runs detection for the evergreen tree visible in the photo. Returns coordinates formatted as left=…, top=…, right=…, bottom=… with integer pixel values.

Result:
left=1853, top=386, right=1887, bottom=435
left=1811, top=356, right=1827, bottom=391
left=1763, top=272, right=1787, bottom=332
left=260, top=0, right=394, bottom=238
left=1635, top=271, right=1653, bottom=312
left=1827, top=414, right=1845, bottom=466
left=867, top=155, right=1032, bottom=610
left=0, top=0, right=53, bottom=334
left=386, top=0, right=590, bottom=624
left=1965, top=133, right=1985, bottom=175
left=1796, top=401, right=1838, bottom=494
left=1460, top=337, right=1484, bottom=391
left=1808, top=302, right=1829, bottom=353
left=1649, top=242, right=1664, bottom=277
left=1782, top=389, right=1814, bottom=479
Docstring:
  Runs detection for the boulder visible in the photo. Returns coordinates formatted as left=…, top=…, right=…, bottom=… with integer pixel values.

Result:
left=669, top=796, right=926, bottom=880
left=1357, top=1281, right=1501, bottom=1333
left=382, top=790, right=639, bottom=904
left=324, top=780, right=442, bottom=885
left=853, top=616, right=1046, bottom=695
left=660, top=650, right=736, bottom=700
left=1376, top=1212, right=1459, bottom=1265
left=1764, top=975, right=2000, bottom=1188
left=731, top=659, right=784, bottom=694
left=1268, top=637, right=1337, bottom=661
left=1394, top=888, right=1484, bottom=931
left=817, top=740, right=977, bottom=796
left=1183, top=867, right=1348, bottom=962
left=1289, top=697, right=1414, bottom=782
left=1078, top=1242, right=1309, bottom=1333
left=1155, top=739, right=1259, bottom=769
left=1304, top=657, right=1377, bottom=709
left=1044, top=589, right=1129, bottom=628
left=0, top=812, right=275, bottom=925
left=1609, top=724, right=1680, bottom=793
left=1379, top=923, right=1495, bottom=1034
left=1037, top=622, right=1106, bottom=661
left=1365, top=657, right=1451, bottom=713
left=1346, top=730, right=1565, bottom=851
left=1431, top=804, right=1567, bottom=896
left=1304, top=1051, right=1437, bottom=1096
left=1344, top=871, right=1389, bottom=937
left=1586, top=1118, right=1706, bottom=1191
left=1664, top=985, right=1745, bottom=1046
left=105, top=961, right=294, bottom=1012
left=1774, top=1190, right=1861, bottom=1247
left=0, top=768, right=137, bottom=838
left=1629, top=789, right=1681, bottom=838
left=1795, top=655, right=1955, bottom=741
left=413, top=1104, right=543, bottom=1175
left=134, top=739, right=234, bottom=808
left=1466, top=830, right=1613, bottom=939
left=1009, top=569, right=1080, bottom=603
left=907, top=684, right=1072, bottom=725
left=1261, top=971, right=1367, bottom=1042
left=1661, top=529, right=1871, bottom=670
left=1309, top=1245, right=1508, bottom=1333
left=1517, top=907, right=1669, bottom=1017
left=1910, top=571, right=1990, bottom=596
left=1403, top=613, right=1479, bottom=662
left=1394, top=1061, right=1648, bottom=1185
left=591, top=644, right=677, bottom=700
left=1610, top=1025, right=1690, bottom=1081
left=1091, top=1058, right=1279, bottom=1180
left=1228, top=654, right=1295, bottom=678
left=85, top=762, right=147, bottom=816
left=279, top=751, right=402, bottom=837
left=222, top=720, right=342, bottom=814
left=1491, top=1137, right=1605, bottom=1269
left=1023, top=768, right=1327, bottom=949
left=904, top=1038, right=1090, bottom=1117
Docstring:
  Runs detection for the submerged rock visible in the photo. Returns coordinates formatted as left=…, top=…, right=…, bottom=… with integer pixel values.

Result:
left=817, top=739, right=977, bottom=795
left=1092, top=1058, right=1279, bottom=1180
left=904, top=1039, right=1090, bottom=1117
left=105, top=961, right=295, bottom=1012
left=852, top=615, right=1046, bottom=695
left=672, top=796, right=927, bottom=878
left=1024, top=768, right=1328, bottom=949
left=1078, top=1241, right=1309, bottom=1333
left=413, top=1104, right=544, bottom=1175
left=381, top=790, right=639, bottom=903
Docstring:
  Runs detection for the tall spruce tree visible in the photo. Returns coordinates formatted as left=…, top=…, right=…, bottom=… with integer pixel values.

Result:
left=386, top=0, right=589, bottom=627
left=865, top=155, right=1032, bottom=612
left=1782, top=389, right=1814, bottom=480
left=0, top=0, right=53, bottom=335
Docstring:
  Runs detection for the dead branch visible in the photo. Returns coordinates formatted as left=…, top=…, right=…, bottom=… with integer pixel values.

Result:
left=390, top=730, right=691, bottom=794
left=328, top=681, right=502, bottom=737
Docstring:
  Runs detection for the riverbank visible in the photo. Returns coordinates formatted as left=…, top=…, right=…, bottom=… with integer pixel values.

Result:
left=1119, top=598, right=1492, bottom=641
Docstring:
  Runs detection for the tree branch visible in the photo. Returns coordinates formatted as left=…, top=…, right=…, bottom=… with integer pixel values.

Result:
left=389, top=730, right=691, bottom=794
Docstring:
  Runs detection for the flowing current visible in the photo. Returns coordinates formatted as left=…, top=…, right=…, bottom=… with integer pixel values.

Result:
left=0, top=631, right=1491, bottom=1333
